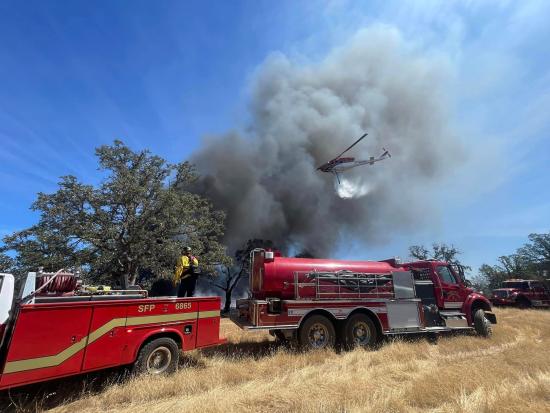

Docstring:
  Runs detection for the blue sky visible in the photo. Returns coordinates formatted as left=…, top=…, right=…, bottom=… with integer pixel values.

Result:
left=0, top=0, right=549, bottom=272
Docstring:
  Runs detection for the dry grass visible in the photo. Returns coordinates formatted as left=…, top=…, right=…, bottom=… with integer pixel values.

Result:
left=7, top=308, right=550, bottom=412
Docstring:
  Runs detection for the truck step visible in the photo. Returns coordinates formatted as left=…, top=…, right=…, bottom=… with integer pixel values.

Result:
left=439, top=311, right=466, bottom=318
left=423, top=326, right=452, bottom=332
left=424, top=326, right=472, bottom=332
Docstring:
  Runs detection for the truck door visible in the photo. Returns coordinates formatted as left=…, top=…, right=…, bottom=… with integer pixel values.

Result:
left=435, top=265, right=468, bottom=310
left=0, top=304, right=92, bottom=388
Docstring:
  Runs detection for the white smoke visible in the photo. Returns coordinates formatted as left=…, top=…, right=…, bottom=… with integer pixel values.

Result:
left=336, top=177, right=372, bottom=199
left=191, top=25, right=463, bottom=256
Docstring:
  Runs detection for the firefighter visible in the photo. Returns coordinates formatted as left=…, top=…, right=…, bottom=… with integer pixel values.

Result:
left=174, top=246, right=199, bottom=297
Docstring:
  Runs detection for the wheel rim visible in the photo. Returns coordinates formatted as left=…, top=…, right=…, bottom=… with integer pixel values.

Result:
left=146, top=346, right=172, bottom=374
left=308, top=323, right=329, bottom=348
left=352, top=321, right=371, bottom=346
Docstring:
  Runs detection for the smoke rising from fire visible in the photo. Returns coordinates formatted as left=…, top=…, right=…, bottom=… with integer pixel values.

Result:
left=191, top=26, right=463, bottom=256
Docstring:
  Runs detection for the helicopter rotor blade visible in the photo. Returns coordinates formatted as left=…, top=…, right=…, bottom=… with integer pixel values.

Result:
left=334, top=133, right=368, bottom=159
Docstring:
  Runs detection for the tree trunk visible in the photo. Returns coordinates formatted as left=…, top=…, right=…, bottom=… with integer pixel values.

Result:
left=223, top=289, right=232, bottom=314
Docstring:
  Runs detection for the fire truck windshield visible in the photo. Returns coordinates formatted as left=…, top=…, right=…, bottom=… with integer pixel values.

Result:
left=437, top=266, right=457, bottom=284
left=503, top=281, right=529, bottom=289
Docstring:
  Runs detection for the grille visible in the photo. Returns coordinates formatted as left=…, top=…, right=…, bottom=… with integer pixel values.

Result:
left=493, top=290, right=508, bottom=298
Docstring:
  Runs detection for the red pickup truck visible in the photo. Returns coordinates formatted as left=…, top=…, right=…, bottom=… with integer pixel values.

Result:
left=490, top=279, right=550, bottom=309
left=0, top=270, right=225, bottom=390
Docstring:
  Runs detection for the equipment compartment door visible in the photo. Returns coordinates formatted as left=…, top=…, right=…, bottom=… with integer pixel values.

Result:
left=0, top=305, right=92, bottom=388
left=196, top=299, right=221, bottom=348
left=387, top=301, right=421, bottom=331
left=82, top=305, right=128, bottom=371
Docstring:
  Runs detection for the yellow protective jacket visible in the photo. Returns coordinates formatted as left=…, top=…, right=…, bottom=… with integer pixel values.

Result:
left=174, top=255, right=199, bottom=283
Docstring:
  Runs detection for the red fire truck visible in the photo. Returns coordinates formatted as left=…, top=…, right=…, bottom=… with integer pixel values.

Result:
left=0, top=270, right=225, bottom=390
left=491, top=279, right=550, bottom=308
left=231, top=250, right=497, bottom=349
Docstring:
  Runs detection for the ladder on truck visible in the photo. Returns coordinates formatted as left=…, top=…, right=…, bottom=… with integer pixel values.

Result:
left=291, top=270, right=395, bottom=300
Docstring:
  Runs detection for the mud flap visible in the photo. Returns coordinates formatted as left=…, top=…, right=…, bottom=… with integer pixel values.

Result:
left=485, top=312, right=497, bottom=324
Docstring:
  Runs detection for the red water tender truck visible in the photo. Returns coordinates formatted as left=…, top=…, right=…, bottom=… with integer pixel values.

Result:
left=0, top=270, right=225, bottom=390
left=231, top=250, right=496, bottom=349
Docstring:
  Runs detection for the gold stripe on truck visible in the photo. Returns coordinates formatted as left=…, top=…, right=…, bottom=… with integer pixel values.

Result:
left=198, top=310, right=220, bottom=319
left=3, top=310, right=218, bottom=374
left=126, top=312, right=198, bottom=326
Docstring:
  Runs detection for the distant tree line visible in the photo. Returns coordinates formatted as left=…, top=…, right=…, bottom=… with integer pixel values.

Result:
left=477, top=233, right=550, bottom=291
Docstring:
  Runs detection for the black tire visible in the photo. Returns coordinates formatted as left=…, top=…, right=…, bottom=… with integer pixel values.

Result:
left=298, top=315, right=336, bottom=350
left=134, top=337, right=179, bottom=375
left=473, top=309, right=492, bottom=338
left=343, top=313, right=379, bottom=350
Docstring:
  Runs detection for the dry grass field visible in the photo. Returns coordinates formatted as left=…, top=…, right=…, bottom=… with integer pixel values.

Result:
left=4, top=307, right=550, bottom=413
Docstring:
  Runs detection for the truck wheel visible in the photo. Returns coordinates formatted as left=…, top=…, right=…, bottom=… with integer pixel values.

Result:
left=134, top=337, right=179, bottom=375
left=299, top=315, right=336, bottom=350
left=473, top=309, right=492, bottom=338
left=343, top=313, right=378, bottom=349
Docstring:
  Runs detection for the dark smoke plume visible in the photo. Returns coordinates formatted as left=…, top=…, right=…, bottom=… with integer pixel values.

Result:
left=191, top=26, right=462, bottom=256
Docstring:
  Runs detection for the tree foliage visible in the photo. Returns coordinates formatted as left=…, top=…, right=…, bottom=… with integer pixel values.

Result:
left=0, top=253, right=14, bottom=273
left=517, top=233, right=550, bottom=274
left=408, top=243, right=472, bottom=272
left=1, top=141, right=228, bottom=286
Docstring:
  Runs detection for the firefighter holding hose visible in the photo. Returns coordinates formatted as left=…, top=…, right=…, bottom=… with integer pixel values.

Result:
left=174, top=246, right=199, bottom=297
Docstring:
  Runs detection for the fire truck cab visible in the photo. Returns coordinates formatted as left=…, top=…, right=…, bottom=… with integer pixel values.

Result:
left=0, top=271, right=225, bottom=390
left=231, top=250, right=496, bottom=349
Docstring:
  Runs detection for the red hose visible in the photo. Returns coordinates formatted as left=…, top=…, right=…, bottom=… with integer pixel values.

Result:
left=36, top=274, right=77, bottom=294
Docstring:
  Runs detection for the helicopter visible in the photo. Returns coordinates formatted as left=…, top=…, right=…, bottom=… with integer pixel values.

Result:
left=317, top=133, right=391, bottom=183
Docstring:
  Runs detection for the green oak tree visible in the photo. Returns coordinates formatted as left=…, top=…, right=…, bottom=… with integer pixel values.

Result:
left=1, top=140, right=229, bottom=287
